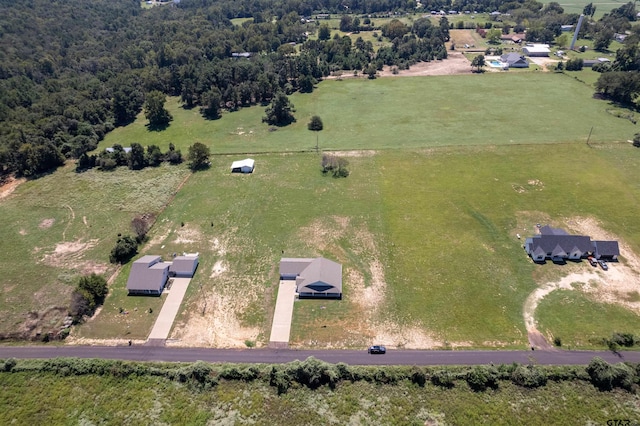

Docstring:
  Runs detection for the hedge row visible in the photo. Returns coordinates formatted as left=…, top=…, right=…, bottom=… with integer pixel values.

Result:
left=1, top=356, right=637, bottom=394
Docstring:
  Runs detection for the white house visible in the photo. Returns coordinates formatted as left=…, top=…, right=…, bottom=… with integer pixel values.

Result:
left=231, top=158, right=255, bottom=173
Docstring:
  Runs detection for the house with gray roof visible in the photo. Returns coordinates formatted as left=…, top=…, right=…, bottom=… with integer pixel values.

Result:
left=524, top=226, right=619, bottom=263
left=126, top=255, right=170, bottom=295
left=279, top=257, right=342, bottom=298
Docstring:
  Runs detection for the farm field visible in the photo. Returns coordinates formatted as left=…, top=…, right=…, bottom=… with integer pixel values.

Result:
left=3, top=72, right=640, bottom=348
left=2, top=369, right=640, bottom=425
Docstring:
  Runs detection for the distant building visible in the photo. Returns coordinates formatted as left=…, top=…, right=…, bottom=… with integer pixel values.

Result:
left=523, top=44, right=550, bottom=57
left=500, top=53, right=529, bottom=68
left=105, top=146, right=132, bottom=153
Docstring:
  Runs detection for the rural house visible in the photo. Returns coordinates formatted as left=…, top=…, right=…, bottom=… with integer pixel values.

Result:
left=500, top=53, right=529, bottom=68
left=524, top=225, right=619, bottom=263
left=169, top=253, right=199, bottom=277
left=126, top=255, right=170, bottom=295
left=279, top=257, right=343, bottom=298
left=231, top=158, right=255, bottom=173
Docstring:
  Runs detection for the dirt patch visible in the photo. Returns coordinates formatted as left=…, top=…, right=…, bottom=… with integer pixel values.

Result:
left=373, top=323, right=439, bottom=349
left=325, top=150, right=377, bottom=158
left=39, top=218, right=55, bottom=229
left=378, top=51, right=472, bottom=77
left=41, top=239, right=100, bottom=268
left=173, top=226, right=203, bottom=244
left=210, top=260, right=228, bottom=278
left=169, top=291, right=260, bottom=348
left=528, top=56, right=560, bottom=70
left=523, top=216, right=640, bottom=348
left=0, top=176, right=25, bottom=201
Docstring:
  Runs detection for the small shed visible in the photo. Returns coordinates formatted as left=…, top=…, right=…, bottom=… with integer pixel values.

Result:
left=169, top=254, right=199, bottom=277
left=231, top=158, right=255, bottom=173
left=126, top=255, right=170, bottom=296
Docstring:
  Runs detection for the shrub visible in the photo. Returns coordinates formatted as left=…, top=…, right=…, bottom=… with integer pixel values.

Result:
left=321, top=154, right=350, bottom=177
left=466, top=365, right=499, bottom=391
left=634, top=133, right=640, bottom=148
left=511, top=365, right=548, bottom=388
left=587, top=357, right=615, bottom=390
left=553, top=336, right=562, bottom=347
left=2, top=358, right=17, bottom=372
left=431, top=369, right=455, bottom=388
left=410, top=366, right=427, bottom=387
left=611, top=332, right=636, bottom=347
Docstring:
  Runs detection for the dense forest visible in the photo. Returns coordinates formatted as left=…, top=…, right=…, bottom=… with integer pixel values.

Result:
left=0, top=0, right=638, bottom=178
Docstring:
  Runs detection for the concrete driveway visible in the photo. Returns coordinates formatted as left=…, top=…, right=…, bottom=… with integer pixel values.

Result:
left=148, top=277, right=191, bottom=340
left=269, top=280, right=297, bottom=347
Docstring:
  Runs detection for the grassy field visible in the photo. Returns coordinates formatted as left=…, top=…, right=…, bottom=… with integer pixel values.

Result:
left=2, top=369, right=640, bottom=425
left=6, top=70, right=640, bottom=347
left=540, top=0, right=627, bottom=17
left=100, top=73, right=637, bottom=156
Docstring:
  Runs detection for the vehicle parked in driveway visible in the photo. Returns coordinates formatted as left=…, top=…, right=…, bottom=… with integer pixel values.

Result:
left=587, top=256, right=598, bottom=267
left=598, top=259, right=608, bottom=270
left=368, top=345, right=386, bottom=354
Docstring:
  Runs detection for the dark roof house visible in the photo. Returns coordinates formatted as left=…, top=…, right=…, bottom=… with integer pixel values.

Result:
left=279, top=257, right=342, bottom=298
left=525, top=226, right=619, bottom=263
left=126, top=255, right=170, bottom=295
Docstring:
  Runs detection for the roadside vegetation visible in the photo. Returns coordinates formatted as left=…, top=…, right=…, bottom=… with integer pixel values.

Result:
left=1, top=356, right=640, bottom=424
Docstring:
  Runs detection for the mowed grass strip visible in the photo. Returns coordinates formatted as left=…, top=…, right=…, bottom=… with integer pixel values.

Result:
left=101, top=72, right=636, bottom=155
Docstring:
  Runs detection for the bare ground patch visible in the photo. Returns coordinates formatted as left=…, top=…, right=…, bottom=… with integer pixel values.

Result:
left=169, top=290, right=260, bottom=348
left=39, top=218, right=55, bottom=229
left=0, top=176, right=25, bottom=201
left=378, top=51, right=472, bottom=77
left=523, top=216, right=640, bottom=347
left=173, top=226, right=203, bottom=244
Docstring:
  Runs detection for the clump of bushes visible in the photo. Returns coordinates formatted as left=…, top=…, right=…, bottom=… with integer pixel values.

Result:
left=586, top=357, right=634, bottom=391
left=109, top=235, right=138, bottom=264
left=69, top=274, right=108, bottom=323
left=321, top=154, right=349, bottom=177
left=511, top=364, right=547, bottom=388
left=465, top=365, right=499, bottom=391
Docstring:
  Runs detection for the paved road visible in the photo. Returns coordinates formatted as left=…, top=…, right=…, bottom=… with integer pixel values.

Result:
left=1, top=346, right=639, bottom=366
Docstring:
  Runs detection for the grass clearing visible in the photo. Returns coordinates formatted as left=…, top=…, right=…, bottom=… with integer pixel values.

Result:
left=101, top=72, right=636, bottom=155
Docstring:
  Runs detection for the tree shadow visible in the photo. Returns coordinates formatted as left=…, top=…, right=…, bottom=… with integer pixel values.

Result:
left=146, top=122, right=171, bottom=132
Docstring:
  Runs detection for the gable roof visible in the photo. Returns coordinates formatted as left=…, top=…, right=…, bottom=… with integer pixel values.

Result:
left=500, top=53, right=528, bottom=66
left=231, top=158, right=255, bottom=172
left=539, top=225, right=569, bottom=236
left=126, top=255, right=169, bottom=292
left=279, top=257, right=342, bottom=296
left=527, top=234, right=592, bottom=256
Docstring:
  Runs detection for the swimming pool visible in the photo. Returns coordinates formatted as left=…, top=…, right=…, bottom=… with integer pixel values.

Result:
left=488, top=60, right=508, bottom=69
